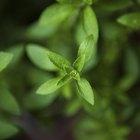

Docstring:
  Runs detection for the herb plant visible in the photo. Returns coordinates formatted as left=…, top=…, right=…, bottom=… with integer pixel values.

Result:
left=0, top=0, right=140, bottom=140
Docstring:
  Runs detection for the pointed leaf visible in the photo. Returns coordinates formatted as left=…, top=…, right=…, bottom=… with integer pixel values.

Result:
left=78, top=35, right=94, bottom=62
left=39, top=4, right=74, bottom=27
left=0, top=52, right=13, bottom=72
left=83, top=6, right=99, bottom=43
left=73, top=54, right=85, bottom=72
left=7, top=44, right=24, bottom=67
left=0, top=89, right=21, bottom=115
left=26, top=44, right=57, bottom=71
left=48, top=50, right=71, bottom=71
left=77, top=78, right=94, bottom=105
left=0, top=120, right=19, bottom=139
left=57, top=75, right=72, bottom=86
left=117, top=12, right=140, bottom=29
left=37, top=77, right=65, bottom=95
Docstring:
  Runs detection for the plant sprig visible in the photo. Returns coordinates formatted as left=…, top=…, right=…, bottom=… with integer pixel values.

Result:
left=34, top=35, right=95, bottom=105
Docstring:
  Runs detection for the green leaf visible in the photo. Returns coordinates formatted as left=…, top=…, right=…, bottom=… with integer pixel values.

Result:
left=57, top=75, right=72, bottom=86
left=39, top=4, right=74, bottom=28
left=76, top=78, right=94, bottom=105
left=117, top=12, right=140, bottom=29
left=0, top=89, right=21, bottom=115
left=37, top=77, right=65, bottom=95
left=25, top=22, right=58, bottom=39
left=83, top=6, right=99, bottom=43
left=48, top=50, right=71, bottom=71
left=73, top=54, right=85, bottom=72
left=0, top=52, right=13, bottom=72
left=23, top=91, right=58, bottom=110
left=0, top=120, right=19, bottom=139
left=7, top=44, right=24, bottom=67
left=26, top=44, right=57, bottom=71
left=78, top=35, right=94, bottom=62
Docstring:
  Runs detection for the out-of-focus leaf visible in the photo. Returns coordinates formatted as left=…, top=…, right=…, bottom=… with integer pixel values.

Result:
left=25, top=22, right=57, bottom=39
left=0, top=89, right=21, bottom=115
left=125, top=47, right=139, bottom=77
left=7, top=44, right=24, bottom=67
left=0, top=120, right=19, bottom=139
left=77, top=78, right=94, bottom=105
left=39, top=4, right=74, bottom=30
left=118, top=47, right=139, bottom=91
left=0, top=52, right=13, bottom=72
left=117, top=12, right=140, bottom=29
left=78, top=35, right=94, bottom=62
left=48, top=50, right=71, bottom=71
left=75, top=20, right=87, bottom=45
left=64, top=99, right=81, bottom=116
left=83, top=6, right=99, bottom=43
left=62, top=84, right=72, bottom=99
left=23, top=91, right=58, bottom=110
left=37, top=77, right=64, bottom=95
left=99, top=0, right=132, bottom=12
left=26, top=44, right=57, bottom=71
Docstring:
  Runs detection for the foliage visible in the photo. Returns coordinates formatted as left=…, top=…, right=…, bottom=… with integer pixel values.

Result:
left=0, top=0, right=140, bottom=139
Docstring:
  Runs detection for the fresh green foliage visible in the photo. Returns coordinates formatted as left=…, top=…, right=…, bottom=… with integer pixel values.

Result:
left=77, top=35, right=94, bottom=62
left=26, top=44, right=57, bottom=71
left=37, top=77, right=66, bottom=95
left=47, top=50, right=71, bottom=71
left=77, top=78, right=94, bottom=105
left=39, top=3, right=74, bottom=30
left=0, top=52, right=13, bottom=72
left=83, top=6, right=99, bottom=43
left=35, top=35, right=95, bottom=105
left=0, top=120, right=19, bottom=139
left=0, top=0, right=140, bottom=140
left=73, top=54, right=85, bottom=72
left=117, top=12, right=140, bottom=29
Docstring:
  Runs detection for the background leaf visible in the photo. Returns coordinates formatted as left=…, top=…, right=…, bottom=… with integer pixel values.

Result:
left=0, top=52, right=13, bottom=72
left=0, top=120, right=19, bottom=139
left=23, top=90, right=58, bottom=110
left=117, top=12, right=140, bottom=29
left=39, top=4, right=74, bottom=30
left=83, top=6, right=99, bottom=43
left=77, top=78, right=94, bottom=105
left=78, top=35, right=94, bottom=62
left=0, top=89, right=21, bottom=115
left=26, top=44, right=57, bottom=71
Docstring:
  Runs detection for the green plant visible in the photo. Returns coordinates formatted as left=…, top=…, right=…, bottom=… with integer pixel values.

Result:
left=0, top=0, right=140, bottom=140
left=27, top=35, right=96, bottom=105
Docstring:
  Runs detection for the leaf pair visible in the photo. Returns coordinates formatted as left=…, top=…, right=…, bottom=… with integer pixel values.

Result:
left=27, top=35, right=95, bottom=105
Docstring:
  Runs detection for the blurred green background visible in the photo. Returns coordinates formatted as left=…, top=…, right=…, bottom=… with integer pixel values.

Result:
left=0, top=0, right=140, bottom=140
